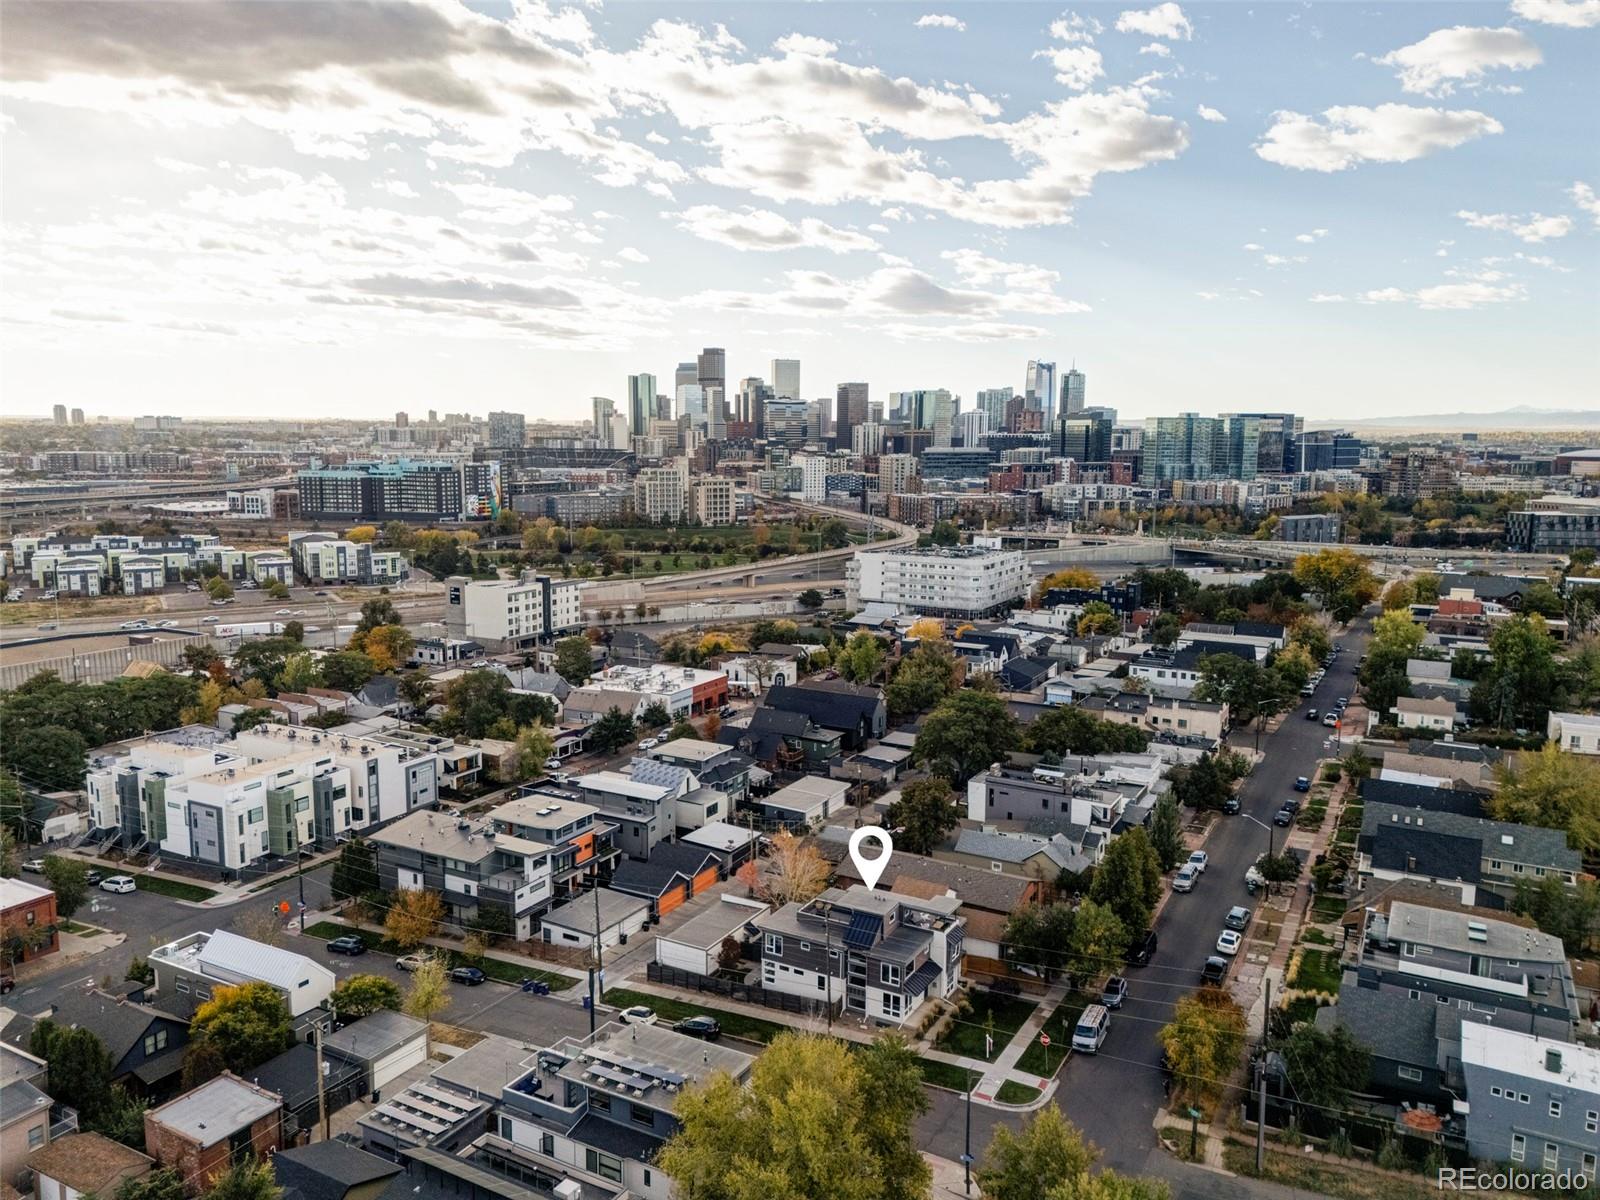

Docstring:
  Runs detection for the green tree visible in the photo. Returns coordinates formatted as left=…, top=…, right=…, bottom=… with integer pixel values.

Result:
left=1000, top=903, right=1077, bottom=979
left=978, top=1107, right=1166, bottom=1200
left=42, top=854, right=90, bottom=920
left=436, top=669, right=514, bottom=738
left=666, top=717, right=699, bottom=742
left=914, top=690, right=1018, bottom=784
left=205, top=577, right=234, bottom=601
left=275, top=651, right=321, bottom=693
left=929, top=520, right=960, bottom=546
left=0, top=828, right=16, bottom=877
left=319, top=650, right=376, bottom=693
left=1276, top=1023, right=1371, bottom=1111
left=512, top=723, right=556, bottom=780
left=356, top=597, right=400, bottom=634
left=282, top=619, right=305, bottom=643
left=1149, top=613, right=1182, bottom=648
left=402, top=954, right=453, bottom=1031
left=1170, top=754, right=1232, bottom=812
left=640, top=701, right=671, bottom=728
left=658, top=1031, right=922, bottom=1200
left=1075, top=601, right=1119, bottom=636
left=1287, top=617, right=1332, bottom=662
left=7, top=725, right=88, bottom=791
left=884, top=778, right=960, bottom=856
left=330, top=837, right=377, bottom=901
left=264, top=579, right=291, bottom=600
left=1291, top=548, right=1379, bottom=622
left=331, top=974, right=404, bottom=1021
left=1511, top=876, right=1600, bottom=955
left=116, top=1170, right=187, bottom=1200
left=553, top=635, right=594, bottom=685
left=1089, top=828, right=1162, bottom=938
left=28, top=1020, right=112, bottom=1117
left=1473, top=612, right=1559, bottom=731
left=839, top=630, right=886, bottom=684
left=797, top=587, right=824, bottom=609
left=398, top=669, right=435, bottom=715
left=0, top=769, right=25, bottom=838
left=1490, top=742, right=1600, bottom=855
left=1193, top=654, right=1282, bottom=727
left=1148, top=795, right=1185, bottom=872
left=190, top=982, right=293, bottom=1074
left=1025, top=707, right=1149, bottom=757
left=591, top=706, right=637, bottom=754
left=1066, top=899, right=1127, bottom=982
left=885, top=642, right=962, bottom=719
left=204, top=1156, right=282, bottom=1200
left=90, top=1084, right=149, bottom=1149
left=1159, top=988, right=1245, bottom=1109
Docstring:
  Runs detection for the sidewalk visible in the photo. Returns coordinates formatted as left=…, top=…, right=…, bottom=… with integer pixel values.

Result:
left=58, top=843, right=339, bottom=909
left=973, top=977, right=1072, bottom=1100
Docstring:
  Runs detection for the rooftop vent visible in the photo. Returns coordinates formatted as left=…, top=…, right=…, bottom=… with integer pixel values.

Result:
left=1545, top=1048, right=1562, bottom=1074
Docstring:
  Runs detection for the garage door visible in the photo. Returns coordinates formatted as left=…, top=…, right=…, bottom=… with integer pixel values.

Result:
left=690, top=865, right=719, bottom=896
left=657, top=884, right=688, bottom=917
left=371, top=1035, right=428, bottom=1090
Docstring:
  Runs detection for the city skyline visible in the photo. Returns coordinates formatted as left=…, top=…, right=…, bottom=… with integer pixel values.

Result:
left=3, top=1, right=1597, bottom=421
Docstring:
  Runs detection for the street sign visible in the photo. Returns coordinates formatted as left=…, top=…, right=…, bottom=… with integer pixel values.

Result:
left=1039, top=1033, right=1051, bottom=1047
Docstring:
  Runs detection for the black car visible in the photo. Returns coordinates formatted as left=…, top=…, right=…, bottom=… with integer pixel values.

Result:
left=1305, top=708, right=1319, bottom=721
left=1125, top=928, right=1158, bottom=966
left=85, top=870, right=104, bottom=885
left=673, top=1015, right=723, bottom=1040
left=327, top=936, right=367, bottom=955
left=1273, top=807, right=1295, bottom=826
left=1282, top=796, right=1303, bottom=814
left=1222, top=797, right=1241, bottom=815
left=1200, top=956, right=1229, bottom=986
left=450, top=967, right=486, bottom=986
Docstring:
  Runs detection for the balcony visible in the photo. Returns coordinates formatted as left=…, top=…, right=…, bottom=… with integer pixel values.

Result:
left=49, top=1104, right=79, bottom=1140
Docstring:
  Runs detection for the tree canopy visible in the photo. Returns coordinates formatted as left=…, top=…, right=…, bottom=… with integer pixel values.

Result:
left=189, top=983, right=294, bottom=1075
left=884, top=778, right=960, bottom=855
left=913, top=690, right=1018, bottom=784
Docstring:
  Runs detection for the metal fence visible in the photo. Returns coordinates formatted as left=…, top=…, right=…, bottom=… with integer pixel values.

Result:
left=647, top=961, right=842, bottom=1018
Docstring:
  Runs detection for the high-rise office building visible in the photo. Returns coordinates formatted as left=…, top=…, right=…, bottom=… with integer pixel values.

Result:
left=771, top=359, right=801, bottom=400
left=674, top=361, right=697, bottom=398
left=627, top=374, right=657, bottom=437
left=70, top=408, right=85, bottom=425
left=1141, top=414, right=1224, bottom=484
left=394, top=411, right=409, bottom=428
left=1025, top=360, right=1057, bottom=425
left=592, top=397, right=617, bottom=444
left=835, top=382, right=869, bottom=450
left=977, top=388, right=1013, bottom=432
left=958, top=410, right=989, bottom=447
left=486, top=411, right=525, bottom=449
left=867, top=400, right=884, bottom=424
left=51, top=405, right=67, bottom=425
left=1220, top=412, right=1303, bottom=475
left=738, top=377, right=773, bottom=433
left=1222, top=414, right=1262, bottom=481
left=1295, top=429, right=1365, bottom=472
left=1061, top=368, right=1086, bottom=416
left=697, top=347, right=726, bottom=416
left=765, top=398, right=810, bottom=448
left=677, top=383, right=706, bottom=425
left=1053, top=407, right=1115, bottom=463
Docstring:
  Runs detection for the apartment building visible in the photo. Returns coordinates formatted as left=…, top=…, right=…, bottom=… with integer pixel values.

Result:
left=691, top=476, right=736, bottom=526
left=488, top=790, right=620, bottom=902
left=232, top=722, right=439, bottom=830
left=633, top=460, right=690, bottom=522
left=287, top=532, right=404, bottom=585
left=367, top=808, right=560, bottom=940
left=846, top=546, right=1028, bottom=618
left=1461, top=1026, right=1599, bottom=1175
left=755, top=885, right=965, bottom=1026
left=442, top=570, right=584, bottom=651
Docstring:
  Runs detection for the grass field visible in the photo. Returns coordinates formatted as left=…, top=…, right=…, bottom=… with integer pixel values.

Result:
left=1, top=595, right=163, bottom=627
left=1221, top=1144, right=1438, bottom=1200
left=1290, top=949, right=1342, bottom=994
left=130, top=874, right=216, bottom=901
left=301, top=920, right=572, bottom=990
left=1014, top=994, right=1092, bottom=1077
left=918, top=1059, right=981, bottom=1092
left=600, top=987, right=788, bottom=1043
left=936, top=991, right=1038, bottom=1061
left=996, top=1080, right=1042, bottom=1104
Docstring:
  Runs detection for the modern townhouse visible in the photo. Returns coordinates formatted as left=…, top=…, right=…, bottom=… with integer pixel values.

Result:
left=762, top=679, right=886, bottom=750
left=1461, top=1025, right=1599, bottom=1176
left=287, top=532, right=404, bottom=586
left=233, top=721, right=440, bottom=831
left=754, top=884, right=965, bottom=1026
left=336, top=719, right=483, bottom=792
left=486, top=791, right=620, bottom=904
left=1358, top=803, right=1583, bottom=906
left=570, top=759, right=695, bottom=860
left=1078, top=691, right=1231, bottom=740
left=494, top=1020, right=756, bottom=1200
left=367, top=808, right=560, bottom=940
left=647, top=738, right=755, bottom=807
left=963, top=763, right=1153, bottom=864
left=149, top=930, right=334, bottom=1022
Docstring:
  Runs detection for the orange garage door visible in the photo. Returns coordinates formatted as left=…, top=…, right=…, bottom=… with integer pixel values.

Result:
left=690, top=866, right=719, bottom=896
left=657, top=884, right=688, bottom=917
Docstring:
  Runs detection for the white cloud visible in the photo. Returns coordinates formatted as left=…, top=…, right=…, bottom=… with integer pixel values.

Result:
left=1050, top=14, right=1105, bottom=42
left=615, top=247, right=649, bottom=263
left=1138, top=42, right=1173, bottom=56
left=1457, top=209, right=1573, bottom=242
left=877, top=320, right=1046, bottom=342
left=1115, top=3, right=1193, bottom=40
left=915, top=13, right=967, bottom=31
left=673, top=205, right=880, bottom=253
left=644, top=130, right=670, bottom=145
left=379, top=179, right=419, bottom=198
left=1254, top=103, right=1502, bottom=171
left=1375, top=26, right=1541, bottom=96
left=1358, top=280, right=1526, bottom=309
left=1295, top=228, right=1330, bottom=242
left=154, top=157, right=206, bottom=174
left=1509, top=0, right=1600, bottom=27
left=1308, top=293, right=1346, bottom=303
left=772, top=33, right=838, bottom=57
left=1038, top=43, right=1105, bottom=91
left=1196, top=104, right=1227, bottom=123
left=1570, top=182, right=1600, bottom=226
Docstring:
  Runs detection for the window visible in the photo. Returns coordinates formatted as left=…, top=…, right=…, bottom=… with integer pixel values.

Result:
left=1436, top=994, right=1450, bottom=1004
left=880, top=993, right=903, bottom=1018
left=247, top=806, right=264, bottom=824
left=28, top=1125, right=44, bottom=1149
left=540, top=1133, right=555, bottom=1156
left=584, top=1150, right=622, bottom=1183
left=1543, top=1143, right=1559, bottom=1171
left=142, top=1029, right=168, bottom=1055
left=644, top=1169, right=653, bottom=1188
left=1519, top=1093, right=1530, bottom=1104
left=1586, top=1110, right=1598, bottom=1134
left=881, top=963, right=901, bottom=987
left=1408, top=989, right=1420, bottom=1001
left=1583, top=1153, right=1596, bottom=1176
left=630, top=1104, right=655, bottom=1128
left=499, top=1116, right=513, bottom=1139
left=1397, top=1066, right=1423, bottom=1083
left=763, top=963, right=775, bottom=983
left=765, top=933, right=782, bottom=956
left=799, top=941, right=810, bottom=952
left=1510, top=1136, right=1525, bottom=1163
left=24, top=911, right=34, bottom=926
left=589, top=1093, right=611, bottom=1114
left=1550, top=1100, right=1562, bottom=1119
left=175, top=979, right=190, bottom=994
left=1490, top=1086, right=1503, bottom=1098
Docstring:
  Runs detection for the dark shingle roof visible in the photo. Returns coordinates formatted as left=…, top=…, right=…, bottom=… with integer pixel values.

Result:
left=273, top=1140, right=403, bottom=1200
left=766, top=682, right=883, bottom=732
left=609, top=843, right=721, bottom=899
left=1361, top=802, right=1580, bottom=873
left=48, top=990, right=186, bottom=1069
left=1328, top=978, right=1439, bottom=1068
left=1168, top=641, right=1258, bottom=671
left=1361, top=778, right=1486, bottom=816
left=816, top=835, right=1032, bottom=913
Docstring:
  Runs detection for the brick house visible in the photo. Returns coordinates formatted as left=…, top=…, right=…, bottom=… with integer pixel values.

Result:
left=1, top=878, right=60, bottom=967
left=143, top=1073, right=282, bottom=1194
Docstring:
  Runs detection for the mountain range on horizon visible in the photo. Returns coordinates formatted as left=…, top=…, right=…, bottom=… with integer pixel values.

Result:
left=1308, top=406, right=1600, bottom=433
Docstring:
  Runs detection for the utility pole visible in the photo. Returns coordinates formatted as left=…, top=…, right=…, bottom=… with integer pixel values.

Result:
left=822, top=902, right=834, bottom=1032
left=314, top=1017, right=330, bottom=1142
left=297, top=841, right=307, bottom=932
left=962, top=1074, right=974, bottom=1195
left=587, top=880, right=604, bottom=1037
left=1257, top=976, right=1271, bottom=1173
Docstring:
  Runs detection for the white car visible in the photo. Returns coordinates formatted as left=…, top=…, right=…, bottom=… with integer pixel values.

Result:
left=638, top=738, right=660, bottom=751
left=544, top=757, right=562, bottom=771
left=1215, top=930, right=1242, bottom=957
left=1172, top=864, right=1199, bottom=893
left=119, top=620, right=148, bottom=630
left=1187, top=851, right=1208, bottom=875
left=618, top=1005, right=657, bottom=1025
left=99, top=875, right=138, bottom=894
left=157, top=620, right=179, bottom=628
left=275, top=609, right=294, bottom=616
left=201, top=616, right=220, bottom=624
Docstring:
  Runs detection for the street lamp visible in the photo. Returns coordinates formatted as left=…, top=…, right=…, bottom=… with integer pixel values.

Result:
left=1240, top=812, right=1276, bottom=876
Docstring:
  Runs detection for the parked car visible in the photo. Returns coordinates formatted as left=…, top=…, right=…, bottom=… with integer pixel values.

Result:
left=1305, top=708, right=1319, bottom=721
left=1215, top=930, right=1243, bottom=957
left=1125, top=929, right=1158, bottom=966
left=21, top=859, right=45, bottom=873
left=395, top=954, right=429, bottom=972
left=1323, top=713, right=1339, bottom=727
left=99, top=876, right=137, bottom=894
left=450, top=967, right=486, bottom=986
left=619, top=1005, right=657, bottom=1025
left=1186, top=851, right=1209, bottom=875
left=1222, top=797, right=1240, bottom=815
left=1273, top=806, right=1295, bottom=827
left=1282, top=797, right=1303, bottom=814
left=84, top=870, right=103, bottom=885
left=638, top=738, right=660, bottom=751
left=1172, top=864, right=1199, bottom=892
left=1100, top=975, right=1128, bottom=1009
left=326, top=936, right=367, bottom=955
left=1224, top=905, right=1252, bottom=932
left=1200, top=956, right=1229, bottom=986
left=1294, top=776, right=1311, bottom=792
left=672, top=1015, right=722, bottom=1040
left=544, top=757, right=562, bottom=771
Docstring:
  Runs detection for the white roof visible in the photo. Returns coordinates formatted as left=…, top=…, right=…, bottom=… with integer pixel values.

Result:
left=197, top=929, right=334, bottom=990
left=575, top=771, right=672, bottom=801
left=0, top=877, right=55, bottom=909
left=1461, top=1022, right=1600, bottom=1093
left=681, top=821, right=757, bottom=852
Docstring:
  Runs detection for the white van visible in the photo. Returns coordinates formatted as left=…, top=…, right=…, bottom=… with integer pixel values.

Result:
left=1072, top=1004, right=1110, bottom=1054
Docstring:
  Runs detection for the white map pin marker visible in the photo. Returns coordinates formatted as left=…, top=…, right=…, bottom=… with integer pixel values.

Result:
left=848, top=826, right=894, bottom=891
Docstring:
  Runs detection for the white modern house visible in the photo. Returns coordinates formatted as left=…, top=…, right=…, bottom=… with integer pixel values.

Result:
left=441, top=570, right=584, bottom=651
left=1546, top=710, right=1600, bottom=755
left=149, top=929, right=334, bottom=1019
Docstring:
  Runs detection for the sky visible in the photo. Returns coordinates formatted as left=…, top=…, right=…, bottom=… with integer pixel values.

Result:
left=2, top=0, right=1597, bottom=425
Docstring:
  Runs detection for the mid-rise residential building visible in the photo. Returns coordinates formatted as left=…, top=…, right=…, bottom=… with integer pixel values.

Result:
left=232, top=721, right=440, bottom=830
left=296, top=459, right=482, bottom=522
left=633, top=459, right=690, bottom=522
left=754, top=884, right=965, bottom=1025
left=691, top=476, right=736, bottom=526
left=287, top=532, right=404, bottom=585
left=1506, top=495, right=1600, bottom=554
left=486, top=411, right=526, bottom=449
left=442, top=570, right=584, bottom=650
left=1274, top=512, right=1342, bottom=542
left=878, top=453, right=918, bottom=496
left=846, top=545, right=1028, bottom=617
left=1461, top=1025, right=1598, bottom=1175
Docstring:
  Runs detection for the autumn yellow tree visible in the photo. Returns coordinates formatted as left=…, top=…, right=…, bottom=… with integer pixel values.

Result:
left=384, top=888, right=445, bottom=951
left=1033, top=567, right=1098, bottom=604
left=343, top=525, right=378, bottom=543
left=359, top=624, right=415, bottom=673
left=759, top=830, right=830, bottom=906
left=907, top=617, right=945, bottom=641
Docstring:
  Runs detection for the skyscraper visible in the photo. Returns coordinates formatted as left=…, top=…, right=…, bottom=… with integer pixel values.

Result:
left=592, top=396, right=616, bottom=444
left=1052, top=407, right=1115, bottom=462
left=697, top=347, right=726, bottom=416
left=1141, top=414, right=1223, bottom=484
left=1025, top=360, right=1057, bottom=425
left=486, top=411, right=525, bottom=449
left=957, top=410, right=989, bottom=447
left=1061, top=368, right=1086, bottom=416
left=51, top=405, right=67, bottom=425
left=771, top=359, right=801, bottom=400
left=738, top=377, right=773, bottom=433
left=627, top=373, right=657, bottom=437
left=674, top=361, right=697, bottom=396
left=1220, top=412, right=1303, bottom=474
left=835, top=382, right=869, bottom=450
left=977, top=387, right=1013, bottom=432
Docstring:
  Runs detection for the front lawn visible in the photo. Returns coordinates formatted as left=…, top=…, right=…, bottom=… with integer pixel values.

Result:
left=1289, top=948, right=1342, bottom=994
left=996, top=1080, right=1042, bottom=1105
left=600, top=987, right=787, bottom=1043
left=1014, top=993, right=1092, bottom=1077
left=301, top=920, right=572, bottom=989
left=936, top=991, right=1038, bottom=1061
left=918, top=1059, right=981, bottom=1092
left=132, top=874, right=216, bottom=901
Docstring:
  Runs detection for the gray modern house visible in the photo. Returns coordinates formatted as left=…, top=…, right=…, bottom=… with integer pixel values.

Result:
left=1461, top=1023, right=1599, bottom=1177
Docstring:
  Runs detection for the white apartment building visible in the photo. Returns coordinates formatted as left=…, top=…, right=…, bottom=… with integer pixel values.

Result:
left=288, top=532, right=404, bottom=585
left=443, top=570, right=584, bottom=650
left=846, top=545, right=1028, bottom=618
left=797, top=454, right=828, bottom=502
left=633, top=459, right=690, bottom=522
left=1546, top=711, right=1600, bottom=755
left=878, top=453, right=918, bottom=498
left=233, top=722, right=440, bottom=829
left=691, top=477, right=736, bottom=526
left=249, top=551, right=294, bottom=585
